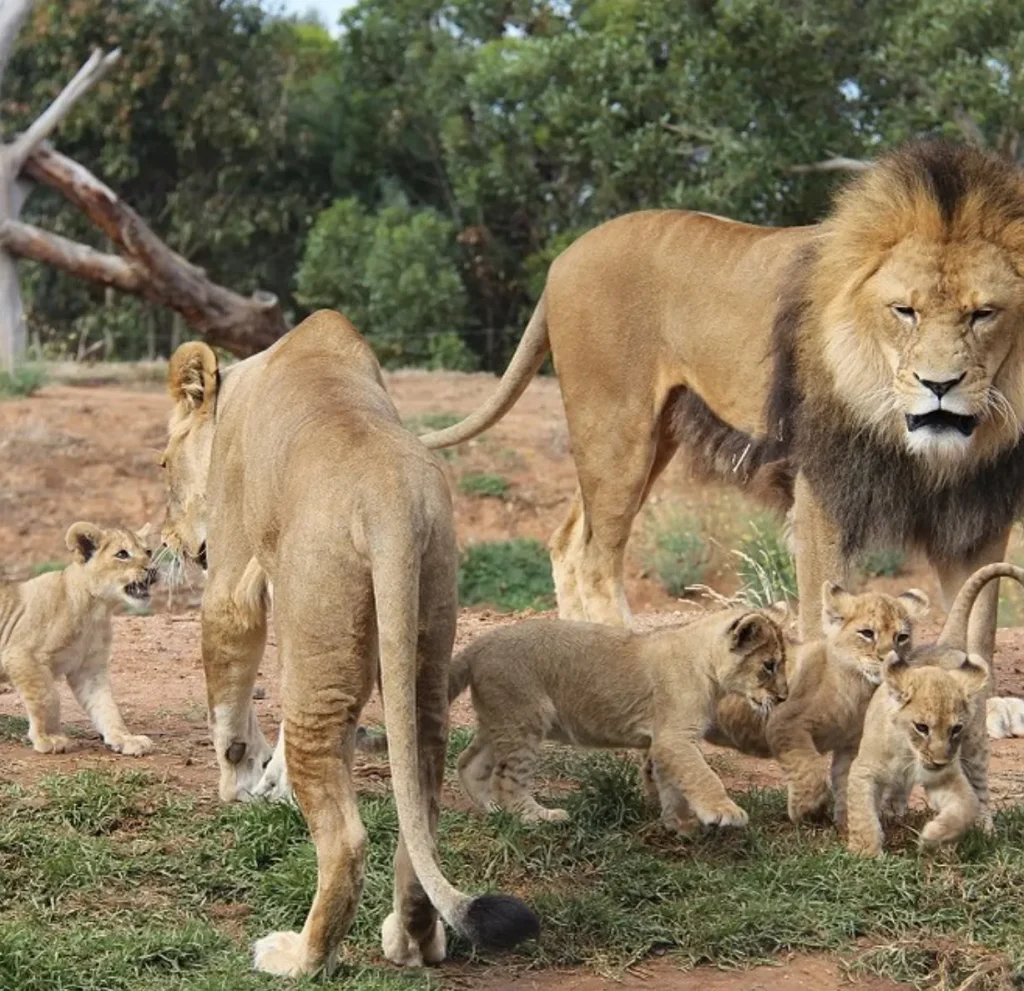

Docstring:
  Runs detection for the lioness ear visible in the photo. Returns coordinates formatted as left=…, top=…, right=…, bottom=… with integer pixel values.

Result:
left=883, top=652, right=912, bottom=704
left=897, top=588, right=930, bottom=620
left=65, top=522, right=104, bottom=563
left=728, top=612, right=775, bottom=653
left=168, top=342, right=219, bottom=413
left=957, top=653, right=991, bottom=699
left=821, top=581, right=851, bottom=633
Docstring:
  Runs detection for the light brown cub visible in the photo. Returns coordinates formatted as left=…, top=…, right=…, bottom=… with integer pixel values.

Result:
left=0, top=522, right=156, bottom=755
left=449, top=609, right=787, bottom=834
left=845, top=653, right=989, bottom=856
left=706, top=582, right=927, bottom=825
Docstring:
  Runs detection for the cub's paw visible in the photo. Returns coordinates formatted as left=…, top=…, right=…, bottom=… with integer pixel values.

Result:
left=787, top=781, right=832, bottom=824
left=253, top=930, right=311, bottom=976
left=33, top=734, right=72, bottom=754
left=253, top=753, right=294, bottom=804
left=520, top=806, right=569, bottom=824
left=695, top=800, right=748, bottom=828
left=381, top=913, right=446, bottom=967
left=662, top=810, right=700, bottom=837
left=919, top=818, right=962, bottom=849
left=111, top=734, right=153, bottom=757
left=978, top=811, right=995, bottom=837
left=846, top=830, right=884, bottom=857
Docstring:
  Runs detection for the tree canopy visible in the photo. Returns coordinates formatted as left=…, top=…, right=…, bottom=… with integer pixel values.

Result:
left=3, top=0, right=1024, bottom=367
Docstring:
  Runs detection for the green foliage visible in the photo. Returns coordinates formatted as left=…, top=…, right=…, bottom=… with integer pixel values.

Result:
left=735, top=517, right=798, bottom=607
left=3, top=766, right=1024, bottom=988
left=640, top=508, right=710, bottom=597
left=458, top=538, right=555, bottom=612
left=30, top=561, right=65, bottom=577
left=0, top=365, right=47, bottom=399
left=859, top=547, right=908, bottom=579
left=458, top=472, right=510, bottom=499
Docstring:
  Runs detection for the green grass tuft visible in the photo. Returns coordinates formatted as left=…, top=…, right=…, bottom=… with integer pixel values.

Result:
left=458, top=472, right=510, bottom=499
left=403, top=411, right=460, bottom=434
left=640, top=507, right=710, bottom=597
left=31, top=560, right=65, bottom=577
left=458, top=538, right=555, bottom=612
left=735, top=516, right=797, bottom=607
left=0, top=364, right=47, bottom=399
left=858, top=547, right=907, bottom=579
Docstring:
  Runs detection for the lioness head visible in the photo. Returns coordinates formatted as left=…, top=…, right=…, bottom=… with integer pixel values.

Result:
left=720, top=611, right=788, bottom=713
left=821, top=581, right=928, bottom=685
left=65, top=522, right=156, bottom=607
left=883, top=653, right=989, bottom=771
left=816, top=142, right=1024, bottom=468
left=160, top=342, right=220, bottom=570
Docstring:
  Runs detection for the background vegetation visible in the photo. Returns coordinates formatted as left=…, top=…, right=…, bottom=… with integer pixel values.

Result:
left=5, top=0, right=1024, bottom=367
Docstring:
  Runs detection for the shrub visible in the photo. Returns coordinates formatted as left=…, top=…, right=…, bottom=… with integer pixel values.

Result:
left=458, top=538, right=555, bottom=612
left=735, top=516, right=797, bottom=607
left=458, top=472, right=509, bottom=499
left=640, top=507, right=709, bottom=597
left=859, top=546, right=906, bottom=578
left=30, top=561, right=64, bottom=577
left=0, top=365, right=47, bottom=399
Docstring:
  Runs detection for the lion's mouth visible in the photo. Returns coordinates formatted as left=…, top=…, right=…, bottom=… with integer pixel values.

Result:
left=905, top=411, right=977, bottom=437
left=124, top=580, right=151, bottom=602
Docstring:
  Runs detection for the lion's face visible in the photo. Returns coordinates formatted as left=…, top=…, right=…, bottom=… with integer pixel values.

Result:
left=160, top=343, right=220, bottom=570
left=720, top=611, right=789, bottom=715
left=822, top=582, right=927, bottom=685
left=66, top=522, right=156, bottom=607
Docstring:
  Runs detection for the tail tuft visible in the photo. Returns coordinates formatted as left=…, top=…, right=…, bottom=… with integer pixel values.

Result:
left=459, top=894, right=541, bottom=950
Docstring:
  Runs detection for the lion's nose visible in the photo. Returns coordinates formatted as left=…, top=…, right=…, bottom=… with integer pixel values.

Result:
left=914, top=372, right=964, bottom=398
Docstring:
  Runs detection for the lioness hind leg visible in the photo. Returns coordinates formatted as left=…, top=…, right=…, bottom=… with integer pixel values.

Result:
left=549, top=492, right=587, bottom=622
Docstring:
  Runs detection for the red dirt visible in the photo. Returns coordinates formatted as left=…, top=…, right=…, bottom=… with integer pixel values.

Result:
left=1, top=369, right=1021, bottom=990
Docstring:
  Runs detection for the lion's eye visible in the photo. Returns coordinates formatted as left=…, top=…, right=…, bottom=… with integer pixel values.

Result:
left=913, top=722, right=930, bottom=736
left=891, top=304, right=917, bottom=324
left=970, top=307, right=997, bottom=327
left=950, top=723, right=963, bottom=739
left=895, top=631, right=910, bottom=646
left=115, top=550, right=131, bottom=560
left=857, top=628, right=876, bottom=642
left=763, top=659, right=778, bottom=676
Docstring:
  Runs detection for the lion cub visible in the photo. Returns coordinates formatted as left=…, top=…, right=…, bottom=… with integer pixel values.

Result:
left=707, top=582, right=928, bottom=825
left=0, top=522, right=156, bottom=755
left=845, top=652, right=989, bottom=856
left=449, top=608, right=787, bottom=833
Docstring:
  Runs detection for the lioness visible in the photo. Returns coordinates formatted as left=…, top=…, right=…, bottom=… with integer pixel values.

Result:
left=448, top=608, right=787, bottom=833
left=0, top=522, right=155, bottom=755
left=418, top=141, right=1024, bottom=666
left=159, top=311, right=537, bottom=977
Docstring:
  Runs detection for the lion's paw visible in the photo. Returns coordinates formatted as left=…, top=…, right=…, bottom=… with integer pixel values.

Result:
left=252, top=930, right=311, bottom=976
left=111, top=734, right=153, bottom=757
left=253, top=751, right=294, bottom=804
left=33, top=734, right=72, bottom=754
left=696, top=800, right=748, bottom=828
left=381, top=913, right=446, bottom=967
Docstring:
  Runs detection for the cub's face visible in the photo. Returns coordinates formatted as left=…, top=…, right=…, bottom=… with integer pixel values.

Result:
left=884, top=657, right=988, bottom=771
left=65, top=522, right=156, bottom=608
left=721, top=611, right=789, bottom=714
left=822, top=582, right=928, bottom=685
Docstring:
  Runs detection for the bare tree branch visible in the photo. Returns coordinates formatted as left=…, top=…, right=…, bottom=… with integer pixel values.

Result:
left=0, top=219, right=145, bottom=293
left=20, top=145, right=287, bottom=356
left=787, top=156, right=874, bottom=175
left=9, top=48, right=121, bottom=168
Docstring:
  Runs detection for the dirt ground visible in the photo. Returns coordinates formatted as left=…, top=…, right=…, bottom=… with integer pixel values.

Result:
left=2, top=368, right=1023, bottom=990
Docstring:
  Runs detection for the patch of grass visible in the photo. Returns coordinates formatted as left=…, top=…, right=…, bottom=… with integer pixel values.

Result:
left=640, top=507, right=710, bottom=598
left=5, top=763, right=1024, bottom=988
left=735, top=516, right=797, bottom=607
left=31, top=560, right=65, bottom=577
left=0, top=715, right=29, bottom=741
left=458, top=538, right=555, bottom=612
left=0, top=364, right=46, bottom=399
left=858, top=547, right=907, bottom=579
left=402, top=411, right=460, bottom=434
left=458, top=472, right=510, bottom=499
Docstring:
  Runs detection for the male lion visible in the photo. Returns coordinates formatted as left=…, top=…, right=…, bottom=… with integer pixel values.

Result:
left=419, top=141, right=1024, bottom=664
left=159, top=311, right=538, bottom=977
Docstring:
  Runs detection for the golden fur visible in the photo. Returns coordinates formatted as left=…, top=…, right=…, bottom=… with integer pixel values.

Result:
left=0, top=522, right=155, bottom=755
left=707, top=583, right=928, bottom=826
left=417, top=142, right=1024, bottom=668
left=448, top=609, right=787, bottom=834
left=160, top=312, right=537, bottom=978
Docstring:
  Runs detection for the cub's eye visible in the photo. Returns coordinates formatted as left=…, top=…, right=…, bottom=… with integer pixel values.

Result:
left=913, top=722, right=929, bottom=736
left=857, top=629, right=876, bottom=642
left=763, top=660, right=778, bottom=676
left=114, top=550, right=131, bottom=560
left=895, top=631, right=910, bottom=646
left=891, top=304, right=917, bottom=324
left=970, top=307, right=997, bottom=327
left=950, top=723, right=963, bottom=739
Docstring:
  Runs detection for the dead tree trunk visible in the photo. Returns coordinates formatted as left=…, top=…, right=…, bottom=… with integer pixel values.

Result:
left=0, top=0, right=288, bottom=368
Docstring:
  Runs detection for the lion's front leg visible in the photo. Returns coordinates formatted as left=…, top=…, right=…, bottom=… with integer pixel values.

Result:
left=792, top=473, right=849, bottom=642
left=67, top=648, right=152, bottom=756
left=202, top=574, right=271, bottom=802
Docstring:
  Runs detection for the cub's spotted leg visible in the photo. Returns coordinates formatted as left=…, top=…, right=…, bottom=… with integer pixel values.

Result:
left=5, top=651, right=70, bottom=753
left=456, top=730, right=497, bottom=811
left=766, top=714, right=832, bottom=823
left=67, top=648, right=152, bottom=756
left=490, top=735, right=568, bottom=823
left=844, top=763, right=884, bottom=856
left=920, top=771, right=980, bottom=848
left=959, top=728, right=994, bottom=835
left=829, top=749, right=856, bottom=830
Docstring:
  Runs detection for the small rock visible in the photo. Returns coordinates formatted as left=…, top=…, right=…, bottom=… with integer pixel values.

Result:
left=252, top=685, right=267, bottom=700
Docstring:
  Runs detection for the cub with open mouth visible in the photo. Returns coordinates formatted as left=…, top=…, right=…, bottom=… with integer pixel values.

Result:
left=0, top=521, right=157, bottom=755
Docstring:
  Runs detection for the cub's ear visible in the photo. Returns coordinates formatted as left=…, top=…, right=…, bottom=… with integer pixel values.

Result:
left=728, top=612, right=777, bottom=653
left=168, top=342, right=219, bottom=413
left=956, top=653, right=991, bottom=699
left=896, top=588, right=930, bottom=620
left=66, top=522, right=104, bottom=563
left=821, top=581, right=852, bottom=634
left=883, top=652, right=913, bottom=705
